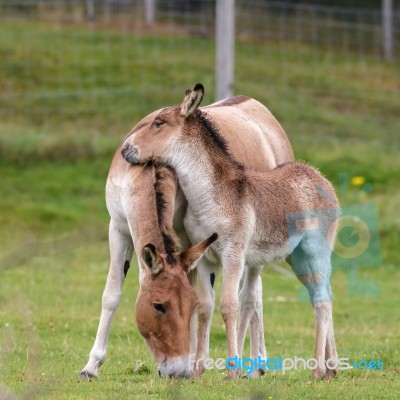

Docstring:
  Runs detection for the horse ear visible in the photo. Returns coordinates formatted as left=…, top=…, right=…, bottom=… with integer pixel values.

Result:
left=180, top=233, right=218, bottom=273
left=180, top=83, right=204, bottom=117
left=142, top=244, right=163, bottom=275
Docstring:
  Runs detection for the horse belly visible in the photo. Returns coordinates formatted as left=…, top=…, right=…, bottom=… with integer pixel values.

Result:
left=246, top=240, right=290, bottom=267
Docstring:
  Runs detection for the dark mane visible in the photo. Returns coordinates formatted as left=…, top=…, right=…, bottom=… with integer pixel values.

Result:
left=154, top=168, right=177, bottom=265
left=191, top=109, right=247, bottom=197
left=193, top=109, right=244, bottom=172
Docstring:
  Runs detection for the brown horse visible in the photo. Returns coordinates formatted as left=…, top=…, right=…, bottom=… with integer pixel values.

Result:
left=81, top=85, right=294, bottom=379
left=79, top=161, right=216, bottom=378
left=122, top=83, right=339, bottom=379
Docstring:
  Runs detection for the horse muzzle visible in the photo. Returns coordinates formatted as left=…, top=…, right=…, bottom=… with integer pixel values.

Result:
left=121, top=143, right=140, bottom=164
left=158, top=357, right=191, bottom=379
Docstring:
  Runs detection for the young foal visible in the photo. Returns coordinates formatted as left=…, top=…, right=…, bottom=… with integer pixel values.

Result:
left=79, top=160, right=216, bottom=379
left=117, top=92, right=294, bottom=379
left=122, top=84, right=339, bottom=379
left=81, top=92, right=294, bottom=380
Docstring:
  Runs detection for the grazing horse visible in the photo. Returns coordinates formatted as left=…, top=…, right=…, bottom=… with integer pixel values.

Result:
left=81, top=87, right=294, bottom=380
left=122, top=83, right=339, bottom=379
left=79, top=161, right=216, bottom=379
left=130, top=90, right=293, bottom=378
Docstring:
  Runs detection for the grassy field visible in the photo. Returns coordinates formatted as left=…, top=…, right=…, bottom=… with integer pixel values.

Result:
left=1, top=18, right=400, bottom=399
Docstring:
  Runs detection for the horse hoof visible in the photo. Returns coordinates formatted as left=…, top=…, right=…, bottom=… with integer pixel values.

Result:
left=191, top=367, right=205, bottom=380
left=79, top=370, right=98, bottom=380
left=225, top=369, right=241, bottom=380
left=312, top=368, right=326, bottom=380
left=325, top=368, right=337, bottom=379
left=246, top=368, right=265, bottom=378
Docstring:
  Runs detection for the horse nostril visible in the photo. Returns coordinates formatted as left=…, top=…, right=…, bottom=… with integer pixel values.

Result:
left=121, top=142, right=130, bottom=155
left=121, top=143, right=139, bottom=163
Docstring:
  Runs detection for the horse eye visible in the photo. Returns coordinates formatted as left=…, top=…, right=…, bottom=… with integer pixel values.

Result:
left=153, top=303, right=166, bottom=313
left=153, top=119, right=165, bottom=128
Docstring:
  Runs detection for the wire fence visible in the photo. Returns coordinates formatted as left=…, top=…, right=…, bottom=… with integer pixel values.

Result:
left=0, top=0, right=399, bottom=137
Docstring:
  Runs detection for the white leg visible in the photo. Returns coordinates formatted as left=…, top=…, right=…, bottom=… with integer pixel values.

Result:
left=80, top=221, right=133, bottom=378
left=308, top=273, right=335, bottom=379
left=175, top=226, right=198, bottom=357
left=237, top=267, right=266, bottom=378
left=187, top=269, right=198, bottom=357
left=237, top=270, right=248, bottom=356
left=237, top=266, right=262, bottom=356
left=192, top=259, right=217, bottom=378
left=249, top=275, right=266, bottom=375
left=324, top=296, right=338, bottom=378
left=220, top=253, right=245, bottom=379
left=312, top=301, right=331, bottom=379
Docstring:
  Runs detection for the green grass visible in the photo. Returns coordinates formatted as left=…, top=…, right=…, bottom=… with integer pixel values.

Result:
left=1, top=18, right=400, bottom=399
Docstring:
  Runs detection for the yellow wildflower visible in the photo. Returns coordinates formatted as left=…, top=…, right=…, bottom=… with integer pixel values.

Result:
left=351, top=176, right=365, bottom=186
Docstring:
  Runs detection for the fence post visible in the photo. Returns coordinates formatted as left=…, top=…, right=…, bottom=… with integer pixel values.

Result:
left=382, top=0, right=393, bottom=60
left=145, top=0, right=155, bottom=24
left=216, top=0, right=235, bottom=101
left=86, top=0, right=95, bottom=21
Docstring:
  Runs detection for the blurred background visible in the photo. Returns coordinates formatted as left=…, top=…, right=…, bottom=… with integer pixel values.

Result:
left=1, top=1, right=399, bottom=398
left=1, top=0, right=399, bottom=160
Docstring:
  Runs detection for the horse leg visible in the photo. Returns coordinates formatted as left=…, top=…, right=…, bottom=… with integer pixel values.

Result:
left=249, top=274, right=267, bottom=376
left=187, top=269, right=198, bottom=357
left=191, top=259, right=218, bottom=379
left=237, top=266, right=266, bottom=377
left=178, top=228, right=199, bottom=358
left=80, top=220, right=133, bottom=378
left=220, top=252, right=245, bottom=379
left=290, top=238, right=336, bottom=379
left=324, top=288, right=338, bottom=378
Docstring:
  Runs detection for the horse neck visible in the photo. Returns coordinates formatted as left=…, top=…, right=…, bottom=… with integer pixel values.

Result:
left=166, top=139, right=246, bottom=221
left=134, top=166, right=178, bottom=258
